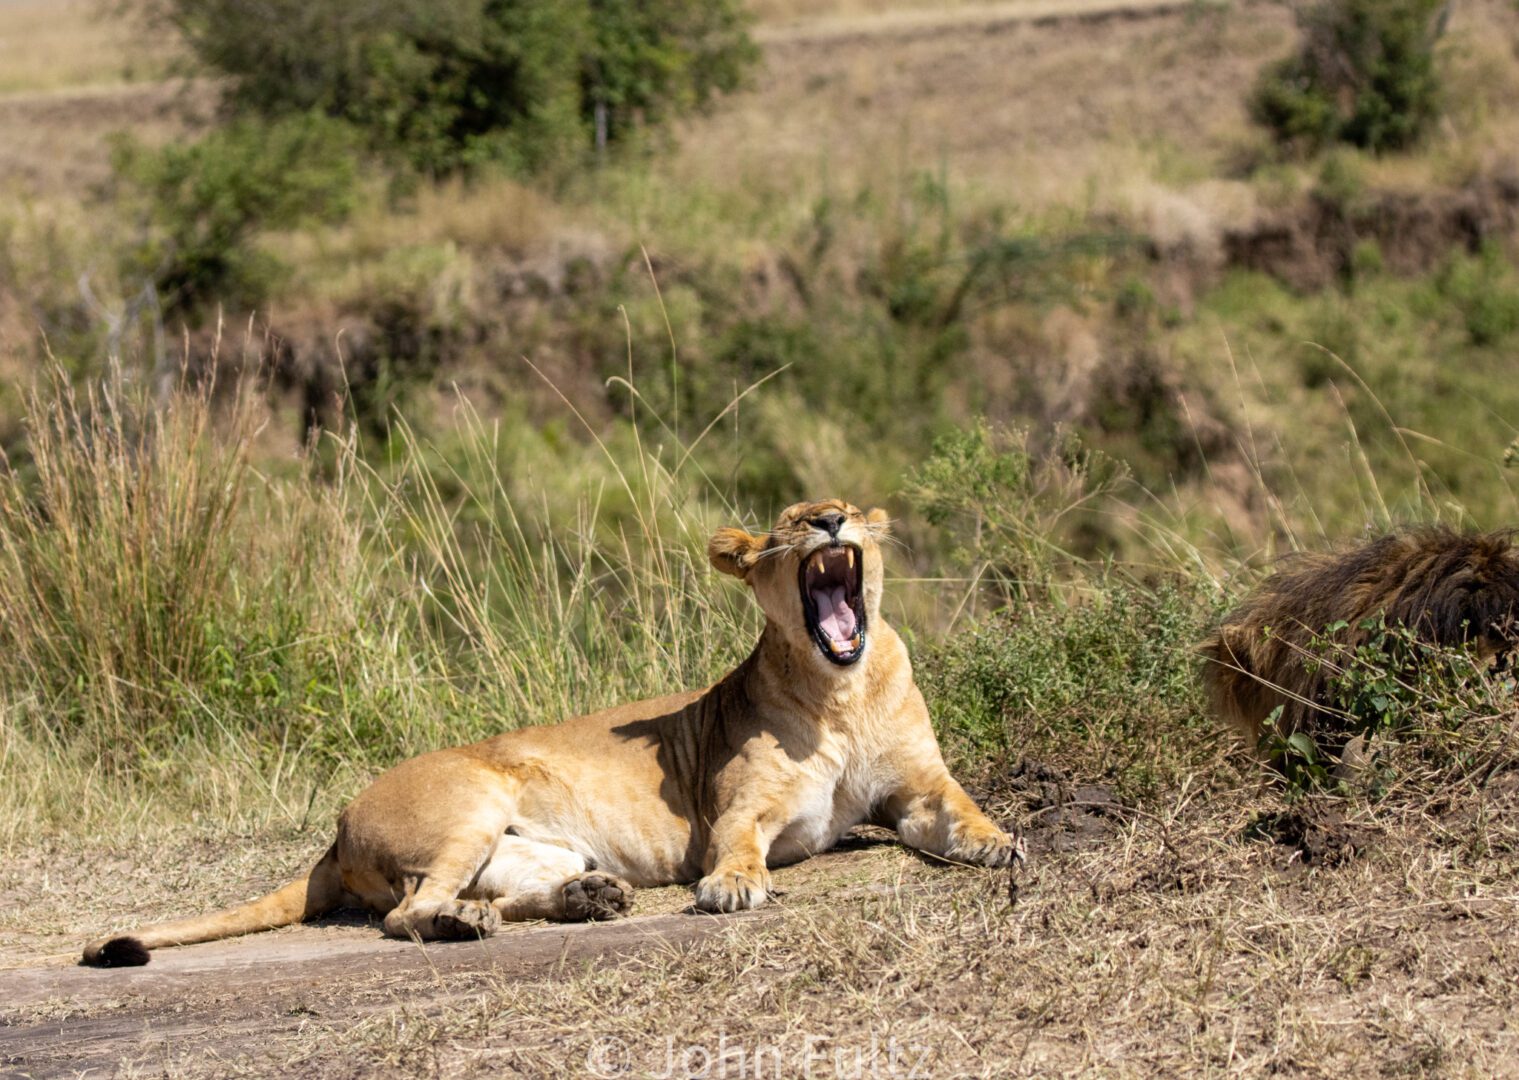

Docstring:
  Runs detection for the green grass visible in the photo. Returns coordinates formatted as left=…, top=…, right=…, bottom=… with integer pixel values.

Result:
left=1181, top=263, right=1519, bottom=539
left=0, top=352, right=1243, bottom=848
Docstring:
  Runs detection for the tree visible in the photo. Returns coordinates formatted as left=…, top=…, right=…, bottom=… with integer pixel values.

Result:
left=114, top=112, right=359, bottom=316
left=135, top=0, right=757, bottom=174
left=1251, top=0, right=1448, bottom=155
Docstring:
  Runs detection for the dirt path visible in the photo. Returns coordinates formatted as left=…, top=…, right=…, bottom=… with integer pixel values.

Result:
left=9, top=784, right=1519, bottom=1077
left=0, top=781, right=1115, bottom=1077
left=1, top=908, right=782, bottom=1079
left=755, top=0, right=1224, bottom=44
left=0, top=836, right=939, bottom=1078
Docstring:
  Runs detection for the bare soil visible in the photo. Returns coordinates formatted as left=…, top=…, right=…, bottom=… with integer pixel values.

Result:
left=9, top=765, right=1519, bottom=1077
left=0, top=835, right=945, bottom=1078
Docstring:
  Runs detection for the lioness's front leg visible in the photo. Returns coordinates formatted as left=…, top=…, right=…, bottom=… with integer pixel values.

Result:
left=884, top=762, right=1024, bottom=868
left=693, top=799, right=787, bottom=913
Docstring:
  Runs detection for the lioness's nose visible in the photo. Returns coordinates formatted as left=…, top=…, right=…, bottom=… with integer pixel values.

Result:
left=809, top=512, right=846, bottom=537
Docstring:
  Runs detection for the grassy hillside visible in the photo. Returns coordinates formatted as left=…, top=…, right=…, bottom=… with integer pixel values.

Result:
left=5, top=3, right=1519, bottom=1075
left=0, top=0, right=1515, bottom=825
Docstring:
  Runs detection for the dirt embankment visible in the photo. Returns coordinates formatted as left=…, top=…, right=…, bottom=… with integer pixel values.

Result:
left=1222, top=174, right=1519, bottom=292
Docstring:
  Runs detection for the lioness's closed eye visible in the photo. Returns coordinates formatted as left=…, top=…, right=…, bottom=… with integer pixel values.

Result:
left=84, top=499, right=1023, bottom=966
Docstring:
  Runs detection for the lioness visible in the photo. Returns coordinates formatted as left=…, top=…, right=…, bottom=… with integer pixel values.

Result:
left=84, top=500, right=1022, bottom=966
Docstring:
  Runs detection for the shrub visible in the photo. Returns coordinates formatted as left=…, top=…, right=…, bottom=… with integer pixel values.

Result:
left=133, top=0, right=757, bottom=174
left=1251, top=0, right=1447, bottom=154
left=917, top=579, right=1222, bottom=801
left=904, top=421, right=1129, bottom=599
left=1261, top=619, right=1513, bottom=796
left=1436, top=245, right=1519, bottom=347
left=114, top=112, right=360, bottom=316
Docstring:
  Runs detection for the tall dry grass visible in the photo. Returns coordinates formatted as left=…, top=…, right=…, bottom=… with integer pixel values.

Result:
left=0, top=1, right=174, bottom=95
left=0, top=362, right=760, bottom=846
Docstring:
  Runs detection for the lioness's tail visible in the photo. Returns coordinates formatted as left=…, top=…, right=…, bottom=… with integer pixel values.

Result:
left=82, top=843, right=344, bottom=967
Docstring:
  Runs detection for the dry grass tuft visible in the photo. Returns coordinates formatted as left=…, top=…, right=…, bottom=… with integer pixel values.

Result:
left=0, top=0, right=174, bottom=96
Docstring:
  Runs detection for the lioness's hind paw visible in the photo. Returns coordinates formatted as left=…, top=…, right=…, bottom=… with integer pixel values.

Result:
left=432, top=900, right=501, bottom=940
left=561, top=872, right=634, bottom=921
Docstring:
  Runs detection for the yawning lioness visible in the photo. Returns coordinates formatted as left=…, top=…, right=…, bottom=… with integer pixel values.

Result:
left=85, top=499, right=1022, bottom=966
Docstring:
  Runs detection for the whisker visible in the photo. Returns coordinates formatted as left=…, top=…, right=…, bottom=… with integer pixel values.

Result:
left=753, top=542, right=795, bottom=562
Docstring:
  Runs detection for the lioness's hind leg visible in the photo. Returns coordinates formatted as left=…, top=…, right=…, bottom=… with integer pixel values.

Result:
left=466, top=835, right=634, bottom=922
left=377, top=830, right=506, bottom=943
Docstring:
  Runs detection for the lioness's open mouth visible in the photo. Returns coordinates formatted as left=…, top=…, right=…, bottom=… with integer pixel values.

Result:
left=800, top=543, right=866, bottom=665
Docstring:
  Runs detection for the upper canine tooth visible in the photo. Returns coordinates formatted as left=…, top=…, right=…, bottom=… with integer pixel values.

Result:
left=811, top=553, right=825, bottom=572
left=846, top=548, right=855, bottom=569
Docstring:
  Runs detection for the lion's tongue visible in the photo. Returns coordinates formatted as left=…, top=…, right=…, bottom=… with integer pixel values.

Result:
left=812, top=586, right=856, bottom=642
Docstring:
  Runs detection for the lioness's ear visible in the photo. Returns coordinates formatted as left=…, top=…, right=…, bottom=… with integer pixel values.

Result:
left=709, top=527, right=764, bottom=578
left=865, top=507, right=891, bottom=532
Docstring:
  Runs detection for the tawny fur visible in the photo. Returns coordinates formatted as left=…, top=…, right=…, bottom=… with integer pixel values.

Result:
left=83, top=499, right=1021, bottom=966
left=1202, top=527, right=1519, bottom=748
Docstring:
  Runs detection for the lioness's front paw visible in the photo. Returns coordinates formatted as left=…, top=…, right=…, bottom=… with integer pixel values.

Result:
left=950, top=823, right=1027, bottom=868
left=694, top=868, right=771, bottom=913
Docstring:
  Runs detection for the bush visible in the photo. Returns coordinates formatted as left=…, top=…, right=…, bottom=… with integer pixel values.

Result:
left=1261, top=619, right=1512, bottom=796
left=1251, top=0, right=1447, bottom=154
left=904, top=421, right=1129, bottom=599
left=114, top=112, right=360, bottom=316
left=1436, top=245, right=1519, bottom=347
left=917, top=579, right=1222, bottom=801
left=135, top=0, right=757, bottom=174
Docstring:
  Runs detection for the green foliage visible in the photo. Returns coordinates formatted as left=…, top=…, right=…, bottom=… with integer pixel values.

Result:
left=0, top=367, right=766, bottom=831
left=1258, top=716, right=1336, bottom=793
left=113, top=112, right=359, bottom=315
left=1261, top=617, right=1508, bottom=796
left=136, top=0, right=756, bottom=174
left=905, top=421, right=1129, bottom=598
left=918, top=578, right=1222, bottom=800
left=584, top=0, right=757, bottom=145
left=1251, top=0, right=1446, bottom=154
left=856, top=175, right=1129, bottom=329
left=1191, top=265, right=1519, bottom=533
left=0, top=376, right=380, bottom=770
left=1435, top=245, right=1519, bottom=347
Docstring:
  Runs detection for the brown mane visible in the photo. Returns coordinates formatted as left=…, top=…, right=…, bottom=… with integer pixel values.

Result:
left=1202, top=527, right=1519, bottom=747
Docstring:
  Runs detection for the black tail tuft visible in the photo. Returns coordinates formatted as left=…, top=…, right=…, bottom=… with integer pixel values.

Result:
left=84, top=936, right=151, bottom=967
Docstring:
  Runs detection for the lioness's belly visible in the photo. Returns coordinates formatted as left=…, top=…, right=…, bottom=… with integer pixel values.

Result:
left=767, top=778, right=874, bottom=867
left=509, top=774, right=700, bottom=888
